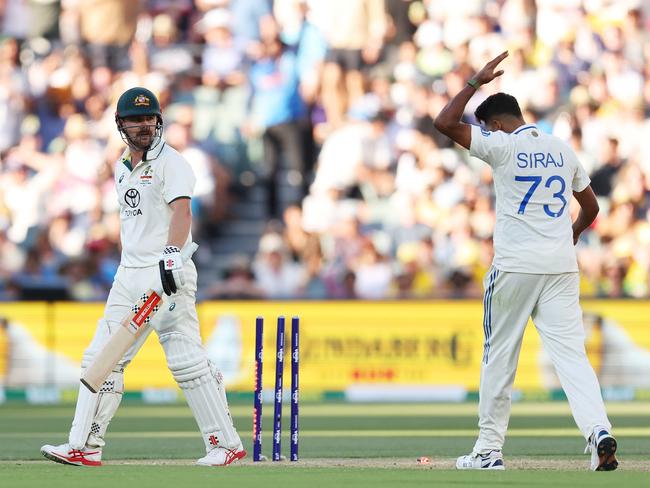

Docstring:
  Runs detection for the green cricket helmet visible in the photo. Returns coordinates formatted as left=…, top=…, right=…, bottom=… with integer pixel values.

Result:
left=115, top=87, right=163, bottom=153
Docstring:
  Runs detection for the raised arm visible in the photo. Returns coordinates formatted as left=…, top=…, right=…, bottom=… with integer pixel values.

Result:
left=434, top=51, right=509, bottom=150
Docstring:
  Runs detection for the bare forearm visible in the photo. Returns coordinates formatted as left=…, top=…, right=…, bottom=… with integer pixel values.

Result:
left=167, top=204, right=192, bottom=248
left=572, top=186, right=599, bottom=244
left=434, top=84, right=476, bottom=131
left=572, top=208, right=597, bottom=236
left=433, top=84, right=475, bottom=149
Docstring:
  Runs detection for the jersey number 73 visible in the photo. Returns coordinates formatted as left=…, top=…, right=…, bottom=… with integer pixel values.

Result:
left=515, top=175, right=567, bottom=217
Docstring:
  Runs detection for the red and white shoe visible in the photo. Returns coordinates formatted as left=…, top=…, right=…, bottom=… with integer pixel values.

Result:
left=196, top=445, right=247, bottom=466
left=40, top=443, right=102, bottom=466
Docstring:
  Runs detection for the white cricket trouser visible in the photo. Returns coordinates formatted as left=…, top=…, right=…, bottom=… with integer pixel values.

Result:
left=70, top=260, right=201, bottom=448
left=84, top=259, right=200, bottom=366
left=79, top=259, right=241, bottom=453
left=473, top=267, right=611, bottom=454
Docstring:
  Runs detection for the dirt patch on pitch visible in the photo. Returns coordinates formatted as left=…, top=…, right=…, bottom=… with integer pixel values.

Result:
left=114, top=457, right=650, bottom=471
left=239, top=457, right=649, bottom=471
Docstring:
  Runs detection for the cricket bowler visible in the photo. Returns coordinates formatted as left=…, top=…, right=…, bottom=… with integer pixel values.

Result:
left=434, top=52, right=618, bottom=472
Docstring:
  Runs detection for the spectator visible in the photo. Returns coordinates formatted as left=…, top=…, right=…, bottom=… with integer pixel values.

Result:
left=247, top=32, right=314, bottom=217
left=205, top=254, right=265, bottom=300
left=252, top=232, right=304, bottom=298
left=147, top=13, right=195, bottom=76
left=319, top=0, right=387, bottom=127
left=76, top=0, right=143, bottom=71
left=296, top=234, right=328, bottom=298
left=0, top=0, right=649, bottom=301
left=353, top=236, right=392, bottom=299
left=591, top=137, right=625, bottom=197
left=197, top=8, right=245, bottom=90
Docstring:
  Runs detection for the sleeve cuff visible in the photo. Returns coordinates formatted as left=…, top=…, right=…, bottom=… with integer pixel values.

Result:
left=167, top=196, right=191, bottom=204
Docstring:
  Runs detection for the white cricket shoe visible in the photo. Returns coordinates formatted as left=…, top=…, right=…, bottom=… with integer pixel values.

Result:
left=196, top=445, right=247, bottom=466
left=585, top=427, right=618, bottom=471
left=456, top=450, right=505, bottom=470
left=41, top=443, right=102, bottom=466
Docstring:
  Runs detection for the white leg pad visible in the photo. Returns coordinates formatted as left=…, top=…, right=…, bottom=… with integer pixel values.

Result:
left=69, top=371, right=124, bottom=449
left=160, top=332, right=242, bottom=451
left=69, top=383, right=100, bottom=449
left=209, top=361, right=235, bottom=427
left=87, top=371, right=124, bottom=448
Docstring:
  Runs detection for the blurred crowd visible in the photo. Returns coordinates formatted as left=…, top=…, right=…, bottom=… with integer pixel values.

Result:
left=1, top=0, right=649, bottom=301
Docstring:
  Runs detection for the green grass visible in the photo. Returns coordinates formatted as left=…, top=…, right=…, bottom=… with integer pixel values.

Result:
left=0, top=465, right=641, bottom=488
left=1, top=401, right=648, bottom=487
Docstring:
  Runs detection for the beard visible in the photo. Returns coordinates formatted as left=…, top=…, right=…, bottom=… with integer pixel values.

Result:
left=132, top=132, right=153, bottom=149
left=117, top=118, right=163, bottom=153
left=125, top=129, right=155, bottom=151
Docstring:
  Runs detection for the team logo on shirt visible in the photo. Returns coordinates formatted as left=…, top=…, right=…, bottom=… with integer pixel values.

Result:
left=119, top=173, right=125, bottom=184
left=481, top=128, right=491, bottom=137
left=140, top=165, right=153, bottom=186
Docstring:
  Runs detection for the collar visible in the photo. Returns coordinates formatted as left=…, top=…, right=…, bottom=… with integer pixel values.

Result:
left=120, top=149, right=133, bottom=171
left=513, top=124, right=537, bottom=135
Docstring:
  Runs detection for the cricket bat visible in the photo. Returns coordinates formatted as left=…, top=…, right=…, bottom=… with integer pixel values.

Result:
left=81, top=243, right=198, bottom=393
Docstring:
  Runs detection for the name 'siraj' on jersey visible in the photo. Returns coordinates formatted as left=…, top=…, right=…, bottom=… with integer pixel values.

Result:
left=516, top=151, right=565, bottom=169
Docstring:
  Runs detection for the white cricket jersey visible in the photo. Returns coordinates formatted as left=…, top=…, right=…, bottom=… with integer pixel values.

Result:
left=470, top=124, right=591, bottom=274
left=115, top=140, right=196, bottom=267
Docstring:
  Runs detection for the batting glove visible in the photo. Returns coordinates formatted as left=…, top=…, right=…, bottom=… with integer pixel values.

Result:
left=158, top=246, right=185, bottom=296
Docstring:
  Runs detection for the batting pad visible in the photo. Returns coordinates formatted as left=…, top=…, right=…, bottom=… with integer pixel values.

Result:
left=87, top=371, right=124, bottom=448
left=69, top=381, right=100, bottom=449
left=160, top=332, right=241, bottom=451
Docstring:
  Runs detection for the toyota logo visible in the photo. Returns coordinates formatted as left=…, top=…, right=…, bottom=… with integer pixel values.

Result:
left=125, top=188, right=140, bottom=208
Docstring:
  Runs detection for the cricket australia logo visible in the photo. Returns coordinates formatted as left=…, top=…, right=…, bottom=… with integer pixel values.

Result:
left=140, top=165, right=153, bottom=185
left=134, top=94, right=150, bottom=106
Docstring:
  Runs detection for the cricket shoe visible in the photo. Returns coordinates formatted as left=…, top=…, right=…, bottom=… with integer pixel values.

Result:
left=585, top=427, right=618, bottom=471
left=40, top=443, right=102, bottom=466
left=196, top=445, right=247, bottom=466
left=456, top=450, right=505, bottom=470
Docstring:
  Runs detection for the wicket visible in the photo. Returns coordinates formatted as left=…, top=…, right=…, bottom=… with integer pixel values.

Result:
left=253, top=315, right=299, bottom=462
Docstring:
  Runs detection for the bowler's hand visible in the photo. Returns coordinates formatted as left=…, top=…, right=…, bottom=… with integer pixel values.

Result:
left=572, top=225, right=581, bottom=245
left=472, top=51, right=509, bottom=87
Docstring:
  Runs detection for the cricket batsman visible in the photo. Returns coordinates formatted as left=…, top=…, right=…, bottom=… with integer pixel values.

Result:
left=41, top=87, right=246, bottom=466
left=434, top=52, right=618, bottom=471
